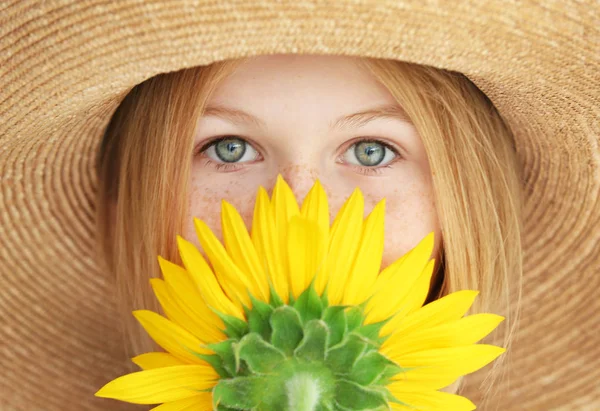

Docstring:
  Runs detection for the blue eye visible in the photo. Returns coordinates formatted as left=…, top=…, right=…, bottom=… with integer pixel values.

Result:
left=204, top=137, right=259, bottom=163
left=343, top=140, right=397, bottom=167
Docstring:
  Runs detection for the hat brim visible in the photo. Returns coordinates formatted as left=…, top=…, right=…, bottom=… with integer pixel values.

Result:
left=1, top=1, right=599, bottom=409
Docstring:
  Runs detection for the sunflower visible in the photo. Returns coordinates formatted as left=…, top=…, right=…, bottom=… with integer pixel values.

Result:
left=96, top=175, right=505, bottom=411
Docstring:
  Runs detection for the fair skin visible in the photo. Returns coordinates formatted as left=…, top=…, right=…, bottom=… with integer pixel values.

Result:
left=188, top=54, right=441, bottom=271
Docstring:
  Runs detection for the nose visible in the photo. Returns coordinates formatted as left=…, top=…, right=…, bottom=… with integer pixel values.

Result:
left=268, top=163, right=361, bottom=224
left=275, top=164, right=321, bottom=205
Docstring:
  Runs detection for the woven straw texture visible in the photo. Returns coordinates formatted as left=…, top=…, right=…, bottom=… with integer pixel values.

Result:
left=1, top=1, right=599, bottom=410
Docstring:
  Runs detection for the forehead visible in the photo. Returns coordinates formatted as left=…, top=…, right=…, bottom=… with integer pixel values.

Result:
left=208, top=54, right=397, bottom=108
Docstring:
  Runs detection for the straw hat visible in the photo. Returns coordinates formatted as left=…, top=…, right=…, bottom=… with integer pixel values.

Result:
left=1, top=1, right=598, bottom=410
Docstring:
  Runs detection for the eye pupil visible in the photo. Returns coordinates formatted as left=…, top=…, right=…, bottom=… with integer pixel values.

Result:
left=355, top=141, right=385, bottom=166
left=216, top=137, right=246, bottom=162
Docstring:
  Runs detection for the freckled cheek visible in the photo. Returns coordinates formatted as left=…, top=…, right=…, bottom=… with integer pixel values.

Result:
left=185, top=180, right=259, bottom=247
left=378, top=185, right=441, bottom=269
left=184, top=169, right=442, bottom=270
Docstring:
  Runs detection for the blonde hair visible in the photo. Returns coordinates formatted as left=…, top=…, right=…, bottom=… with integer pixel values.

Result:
left=357, top=59, right=523, bottom=403
left=96, top=58, right=246, bottom=356
left=96, top=56, right=522, bottom=406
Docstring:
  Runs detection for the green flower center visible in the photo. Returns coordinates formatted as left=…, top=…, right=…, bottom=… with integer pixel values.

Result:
left=197, top=285, right=403, bottom=411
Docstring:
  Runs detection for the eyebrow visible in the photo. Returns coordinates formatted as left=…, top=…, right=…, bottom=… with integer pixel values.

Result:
left=331, top=104, right=412, bottom=129
left=202, top=104, right=412, bottom=130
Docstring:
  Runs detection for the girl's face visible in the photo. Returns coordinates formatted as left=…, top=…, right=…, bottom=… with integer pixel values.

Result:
left=188, top=54, right=441, bottom=269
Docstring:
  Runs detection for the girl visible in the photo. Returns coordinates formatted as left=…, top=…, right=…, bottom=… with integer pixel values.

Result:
left=96, top=54, right=522, bottom=406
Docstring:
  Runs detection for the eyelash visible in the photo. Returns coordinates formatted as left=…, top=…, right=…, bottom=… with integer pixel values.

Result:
left=200, top=160, right=245, bottom=172
left=194, top=136, right=401, bottom=174
left=350, top=163, right=395, bottom=176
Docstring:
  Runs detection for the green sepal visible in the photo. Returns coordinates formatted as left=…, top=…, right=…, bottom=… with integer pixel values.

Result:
left=270, top=306, right=304, bottom=356
left=205, top=339, right=238, bottom=377
left=322, top=306, right=347, bottom=347
left=354, top=320, right=387, bottom=346
left=213, top=376, right=267, bottom=410
left=294, top=284, right=324, bottom=324
left=348, top=351, right=399, bottom=386
left=320, top=286, right=330, bottom=307
left=236, top=333, right=286, bottom=374
left=385, top=389, right=413, bottom=408
left=201, top=286, right=406, bottom=410
left=374, top=363, right=415, bottom=387
left=216, top=311, right=249, bottom=340
left=345, top=306, right=364, bottom=332
left=294, top=319, right=329, bottom=362
left=287, top=290, right=297, bottom=306
left=268, top=282, right=284, bottom=308
left=245, top=295, right=273, bottom=341
left=326, top=333, right=368, bottom=375
left=195, top=353, right=231, bottom=379
left=334, top=379, right=389, bottom=411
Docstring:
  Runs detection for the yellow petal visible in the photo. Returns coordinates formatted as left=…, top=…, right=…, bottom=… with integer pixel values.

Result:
left=300, top=179, right=330, bottom=244
left=298, top=180, right=330, bottom=298
left=382, top=314, right=505, bottom=358
left=221, top=200, right=270, bottom=301
left=322, top=188, right=364, bottom=303
left=385, top=290, right=480, bottom=337
left=366, top=233, right=434, bottom=324
left=251, top=186, right=288, bottom=302
left=95, top=365, right=217, bottom=404
left=271, top=174, right=300, bottom=223
left=158, top=257, right=226, bottom=342
left=270, top=175, right=300, bottom=300
left=342, top=199, right=385, bottom=305
left=133, top=310, right=210, bottom=364
left=391, top=345, right=506, bottom=390
left=287, top=215, right=327, bottom=298
left=271, top=173, right=300, bottom=208
left=151, top=393, right=213, bottom=410
left=194, top=218, right=253, bottom=309
left=150, top=279, right=215, bottom=344
left=389, top=389, right=475, bottom=411
left=176, top=236, right=243, bottom=319
left=392, top=259, right=436, bottom=317
left=132, top=352, right=187, bottom=370
left=368, top=258, right=435, bottom=327
left=370, top=232, right=434, bottom=295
